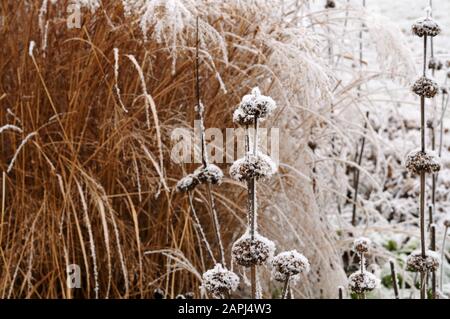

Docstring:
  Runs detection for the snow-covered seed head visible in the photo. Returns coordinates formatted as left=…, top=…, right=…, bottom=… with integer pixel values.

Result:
left=239, top=87, right=277, bottom=119
left=229, top=152, right=277, bottom=182
left=406, top=250, right=440, bottom=272
left=325, top=0, right=336, bottom=9
left=429, top=58, right=443, bottom=71
left=271, top=250, right=310, bottom=282
left=348, top=271, right=380, bottom=294
left=411, top=17, right=441, bottom=37
left=233, top=106, right=254, bottom=126
left=405, top=149, right=441, bottom=175
left=194, top=164, right=224, bottom=185
left=353, top=237, right=371, bottom=254
left=411, top=76, right=439, bottom=98
left=200, top=264, right=239, bottom=299
left=231, top=232, right=276, bottom=267
left=176, top=174, right=200, bottom=193
left=153, top=288, right=165, bottom=299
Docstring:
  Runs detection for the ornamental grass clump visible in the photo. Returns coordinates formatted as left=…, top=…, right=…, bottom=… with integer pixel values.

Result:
left=230, top=87, right=278, bottom=298
left=347, top=237, right=380, bottom=298
left=407, top=8, right=442, bottom=299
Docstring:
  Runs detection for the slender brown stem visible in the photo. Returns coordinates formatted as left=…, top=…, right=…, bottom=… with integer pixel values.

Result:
left=351, top=111, right=369, bottom=226
left=389, top=260, right=400, bottom=299
left=430, top=224, right=436, bottom=298
left=440, top=226, right=448, bottom=290
left=420, top=272, right=426, bottom=299
left=251, top=266, right=257, bottom=299
left=205, top=184, right=225, bottom=266
left=338, top=286, right=344, bottom=299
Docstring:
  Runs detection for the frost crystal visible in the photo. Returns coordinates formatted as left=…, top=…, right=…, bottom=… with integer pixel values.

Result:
left=231, top=232, right=275, bottom=267
left=353, top=237, right=371, bottom=254
left=200, top=264, right=239, bottom=299
left=348, top=271, right=380, bottom=294
left=194, top=164, right=224, bottom=185
left=411, top=17, right=441, bottom=37
left=405, top=149, right=441, bottom=175
left=271, top=250, right=310, bottom=282
left=411, top=76, right=439, bottom=98
left=406, top=250, right=440, bottom=272
left=239, top=87, right=277, bottom=119
left=230, top=152, right=277, bottom=182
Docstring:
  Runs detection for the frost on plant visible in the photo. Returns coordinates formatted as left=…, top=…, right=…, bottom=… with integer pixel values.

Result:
left=194, top=164, right=224, bottom=185
left=405, top=149, right=441, bottom=175
left=406, top=250, right=440, bottom=273
left=200, top=264, right=239, bottom=299
left=352, top=237, right=372, bottom=254
left=231, top=232, right=275, bottom=267
left=238, top=87, right=277, bottom=119
left=411, top=17, right=441, bottom=37
left=411, top=76, right=439, bottom=98
left=271, top=250, right=310, bottom=282
left=229, top=152, right=277, bottom=182
left=348, top=271, right=380, bottom=294
left=176, top=173, right=200, bottom=193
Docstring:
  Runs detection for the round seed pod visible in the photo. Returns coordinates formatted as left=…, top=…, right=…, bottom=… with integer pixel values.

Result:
left=325, top=0, right=336, bottom=9
left=229, top=152, right=277, bottom=182
left=176, top=174, right=200, bottom=192
left=353, top=237, right=371, bottom=254
left=201, top=264, right=239, bottom=299
left=406, top=250, right=440, bottom=272
left=239, top=87, right=277, bottom=119
left=405, top=149, right=441, bottom=175
left=194, top=164, right=224, bottom=185
left=232, top=232, right=275, bottom=267
left=411, top=17, right=441, bottom=37
left=411, top=76, right=439, bottom=98
left=348, top=271, right=380, bottom=294
left=428, top=58, right=443, bottom=71
left=271, top=250, right=310, bottom=282
left=184, top=292, right=194, bottom=299
left=233, top=106, right=254, bottom=126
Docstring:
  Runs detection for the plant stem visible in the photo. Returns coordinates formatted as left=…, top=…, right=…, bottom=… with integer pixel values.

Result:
left=249, top=115, right=259, bottom=298
left=440, top=225, right=448, bottom=290
left=390, top=260, right=400, bottom=299
left=430, top=224, right=436, bottom=298
left=282, top=276, right=290, bottom=299
left=338, top=286, right=343, bottom=299
left=351, top=111, right=369, bottom=226
left=205, top=184, right=225, bottom=266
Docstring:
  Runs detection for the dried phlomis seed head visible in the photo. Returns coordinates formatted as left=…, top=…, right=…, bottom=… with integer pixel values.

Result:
left=348, top=271, right=380, bottom=294
left=232, top=232, right=275, bottom=267
left=405, top=149, right=441, bottom=175
left=411, top=76, right=439, bottom=98
left=271, top=250, right=310, bottom=282
left=200, top=264, right=239, bottom=299
left=230, top=152, right=277, bottom=182
left=411, top=17, right=441, bottom=37
left=406, top=250, right=440, bottom=272
left=353, top=237, right=372, bottom=254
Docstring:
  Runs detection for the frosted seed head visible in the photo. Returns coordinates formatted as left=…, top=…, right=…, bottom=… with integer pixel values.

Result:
left=411, top=17, right=441, bottom=37
left=233, top=106, right=254, bottom=126
left=231, top=232, right=275, bottom=267
left=353, top=237, right=372, bottom=254
left=325, top=0, right=336, bottom=9
left=176, top=174, right=200, bottom=192
left=200, top=264, right=239, bottom=299
left=229, top=152, right=277, bottom=182
left=239, top=87, right=277, bottom=119
left=428, top=58, right=443, bottom=71
left=411, top=76, right=439, bottom=98
left=405, top=149, right=441, bottom=175
left=184, top=292, right=194, bottom=299
left=348, top=271, right=380, bottom=294
left=175, top=294, right=185, bottom=299
left=194, top=164, right=224, bottom=185
left=406, top=250, right=440, bottom=272
left=271, top=250, right=310, bottom=282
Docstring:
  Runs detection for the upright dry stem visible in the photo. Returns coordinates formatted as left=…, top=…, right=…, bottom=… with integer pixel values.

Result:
left=389, top=260, right=400, bottom=299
